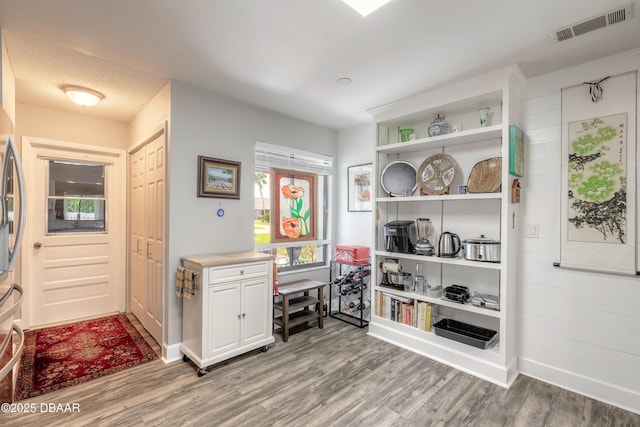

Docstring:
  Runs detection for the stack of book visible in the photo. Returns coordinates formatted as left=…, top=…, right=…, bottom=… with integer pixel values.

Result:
left=374, top=290, right=437, bottom=332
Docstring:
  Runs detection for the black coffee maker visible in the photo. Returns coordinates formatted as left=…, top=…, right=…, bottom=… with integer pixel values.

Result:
left=383, top=220, right=416, bottom=253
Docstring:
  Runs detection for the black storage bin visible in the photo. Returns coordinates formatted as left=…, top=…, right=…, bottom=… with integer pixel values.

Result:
left=433, top=318, right=498, bottom=349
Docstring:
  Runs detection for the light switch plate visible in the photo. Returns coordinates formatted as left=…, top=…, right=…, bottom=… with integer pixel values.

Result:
left=527, top=224, right=539, bottom=238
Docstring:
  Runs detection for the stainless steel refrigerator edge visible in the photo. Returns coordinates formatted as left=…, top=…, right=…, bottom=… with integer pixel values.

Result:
left=0, top=106, right=26, bottom=404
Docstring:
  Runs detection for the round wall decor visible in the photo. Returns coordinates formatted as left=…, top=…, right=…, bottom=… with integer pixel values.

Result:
left=380, top=160, right=418, bottom=196
left=417, top=153, right=459, bottom=195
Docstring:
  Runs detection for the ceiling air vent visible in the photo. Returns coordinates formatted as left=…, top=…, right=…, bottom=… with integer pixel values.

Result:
left=550, top=4, right=633, bottom=43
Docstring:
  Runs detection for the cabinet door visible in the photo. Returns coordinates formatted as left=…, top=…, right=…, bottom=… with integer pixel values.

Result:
left=207, top=282, right=241, bottom=357
left=241, top=277, right=269, bottom=346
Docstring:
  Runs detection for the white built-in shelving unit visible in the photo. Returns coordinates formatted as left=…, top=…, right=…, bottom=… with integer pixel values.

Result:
left=368, top=65, right=525, bottom=387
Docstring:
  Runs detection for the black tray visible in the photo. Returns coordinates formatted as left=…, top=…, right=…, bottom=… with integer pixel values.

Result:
left=433, top=318, right=497, bottom=349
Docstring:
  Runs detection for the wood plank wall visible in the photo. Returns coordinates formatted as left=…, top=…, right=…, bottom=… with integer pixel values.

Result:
left=517, top=48, right=640, bottom=414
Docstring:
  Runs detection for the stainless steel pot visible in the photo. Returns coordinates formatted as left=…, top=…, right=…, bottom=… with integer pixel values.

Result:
left=463, top=235, right=501, bottom=262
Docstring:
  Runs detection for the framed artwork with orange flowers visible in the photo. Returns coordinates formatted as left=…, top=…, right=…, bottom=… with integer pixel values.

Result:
left=270, top=168, right=317, bottom=243
left=197, top=156, right=241, bottom=199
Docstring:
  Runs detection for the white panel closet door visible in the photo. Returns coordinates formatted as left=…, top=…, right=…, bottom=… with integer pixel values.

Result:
left=130, top=146, right=146, bottom=332
left=130, top=130, right=165, bottom=344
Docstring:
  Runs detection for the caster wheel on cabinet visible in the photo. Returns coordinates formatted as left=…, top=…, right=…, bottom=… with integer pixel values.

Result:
left=261, top=345, right=269, bottom=352
left=197, top=368, right=207, bottom=377
left=182, top=354, right=189, bottom=362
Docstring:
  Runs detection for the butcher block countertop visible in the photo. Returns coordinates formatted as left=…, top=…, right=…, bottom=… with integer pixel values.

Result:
left=181, top=250, right=275, bottom=269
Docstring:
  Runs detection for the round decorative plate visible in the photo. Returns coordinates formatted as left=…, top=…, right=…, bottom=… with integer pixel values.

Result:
left=467, top=157, right=502, bottom=193
left=381, top=160, right=418, bottom=196
left=417, top=153, right=459, bottom=195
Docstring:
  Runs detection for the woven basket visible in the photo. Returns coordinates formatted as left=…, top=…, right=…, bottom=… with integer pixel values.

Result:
left=467, top=157, right=502, bottom=193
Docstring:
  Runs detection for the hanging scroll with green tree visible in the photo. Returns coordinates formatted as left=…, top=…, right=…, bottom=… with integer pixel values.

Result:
left=567, top=113, right=627, bottom=243
left=560, top=71, right=637, bottom=276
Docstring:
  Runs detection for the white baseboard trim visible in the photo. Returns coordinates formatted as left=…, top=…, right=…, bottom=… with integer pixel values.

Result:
left=368, top=320, right=516, bottom=388
left=519, top=357, right=640, bottom=415
left=162, top=342, right=183, bottom=363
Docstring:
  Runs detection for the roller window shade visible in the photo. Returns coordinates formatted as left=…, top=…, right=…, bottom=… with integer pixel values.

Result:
left=255, top=142, right=333, bottom=175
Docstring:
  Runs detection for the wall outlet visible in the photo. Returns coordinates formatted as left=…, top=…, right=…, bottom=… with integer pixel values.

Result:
left=527, top=224, right=540, bottom=238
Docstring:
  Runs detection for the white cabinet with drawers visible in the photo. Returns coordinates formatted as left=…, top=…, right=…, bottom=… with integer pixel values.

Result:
left=180, top=251, right=275, bottom=376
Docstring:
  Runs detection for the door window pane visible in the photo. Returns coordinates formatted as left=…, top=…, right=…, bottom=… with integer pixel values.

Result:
left=47, top=161, right=106, bottom=233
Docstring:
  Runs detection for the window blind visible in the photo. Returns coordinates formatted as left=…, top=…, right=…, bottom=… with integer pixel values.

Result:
left=255, top=142, right=333, bottom=175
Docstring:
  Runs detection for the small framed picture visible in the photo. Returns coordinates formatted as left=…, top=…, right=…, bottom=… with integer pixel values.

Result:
left=348, top=163, right=372, bottom=212
left=197, top=156, right=241, bottom=199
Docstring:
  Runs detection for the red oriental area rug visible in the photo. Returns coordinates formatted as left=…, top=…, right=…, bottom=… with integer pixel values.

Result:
left=15, top=314, right=158, bottom=400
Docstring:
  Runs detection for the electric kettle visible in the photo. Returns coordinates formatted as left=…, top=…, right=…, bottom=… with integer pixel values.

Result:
left=438, top=231, right=461, bottom=257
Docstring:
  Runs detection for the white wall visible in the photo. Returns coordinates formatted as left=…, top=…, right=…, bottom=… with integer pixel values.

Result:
left=165, top=80, right=337, bottom=352
left=518, top=48, right=640, bottom=414
left=335, top=122, right=375, bottom=247
left=16, top=103, right=129, bottom=149
left=130, top=82, right=170, bottom=146
left=1, top=30, right=16, bottom=120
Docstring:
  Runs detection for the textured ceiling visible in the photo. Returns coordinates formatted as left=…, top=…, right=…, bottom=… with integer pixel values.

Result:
left=5, top=32, right=167, bottom=122
left=1, top=0, right=639, bottom=129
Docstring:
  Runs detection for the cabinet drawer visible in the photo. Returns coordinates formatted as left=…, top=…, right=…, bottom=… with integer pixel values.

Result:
left=209, top=262, right=269, bottom=284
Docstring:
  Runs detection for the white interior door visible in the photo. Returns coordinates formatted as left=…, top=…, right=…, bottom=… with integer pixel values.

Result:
left=129, top=130, right=165, bottom=344
left=130, top=146, right=146, bottom=330
left=23, top=137, right=125, bottom=328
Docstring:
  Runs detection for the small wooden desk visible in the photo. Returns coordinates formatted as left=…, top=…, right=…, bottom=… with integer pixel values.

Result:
left=273, top=279, right=325, bottom=342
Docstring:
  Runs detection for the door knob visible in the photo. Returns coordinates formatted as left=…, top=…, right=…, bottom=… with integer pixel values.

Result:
left=33, top=242, right=43, bottom=249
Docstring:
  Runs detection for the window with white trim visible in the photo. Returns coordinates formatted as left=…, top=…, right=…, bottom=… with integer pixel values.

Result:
left=47, top=160, right=107, bottom=234
left=254, top=142, right=332, bottom=272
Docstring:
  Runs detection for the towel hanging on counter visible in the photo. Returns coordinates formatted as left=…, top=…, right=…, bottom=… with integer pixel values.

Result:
left=176, top=266, right=198, bottom=299
left=184, top=268, right=197, bottom=299
left=175, top=266, right=186, bottom=298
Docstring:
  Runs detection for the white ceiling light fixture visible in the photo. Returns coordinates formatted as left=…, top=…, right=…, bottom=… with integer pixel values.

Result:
left=62, top=85, right=105, bottom=107
left=341, top=0, right=394, bottom=17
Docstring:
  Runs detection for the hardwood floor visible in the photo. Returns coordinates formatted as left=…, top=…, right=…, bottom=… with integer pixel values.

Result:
left=5, top=316, right=639, bottom=426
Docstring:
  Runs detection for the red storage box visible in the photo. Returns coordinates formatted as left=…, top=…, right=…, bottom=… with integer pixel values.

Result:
left=334, top=245, right=369, bottom=265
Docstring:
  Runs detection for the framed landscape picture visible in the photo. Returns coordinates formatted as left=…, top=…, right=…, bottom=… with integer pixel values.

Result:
left=197, top=156, right=241, bottom=199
